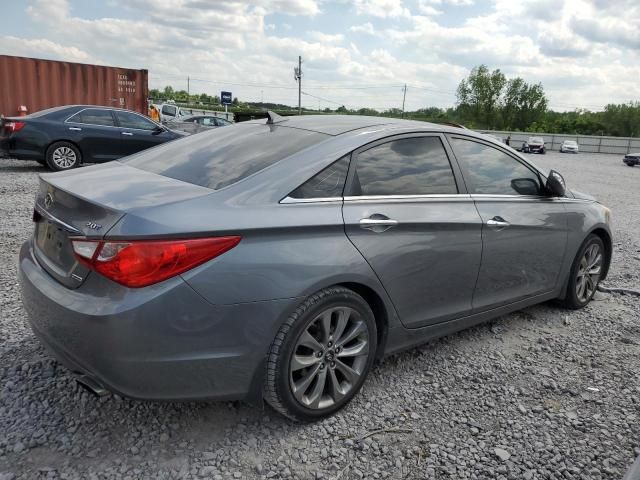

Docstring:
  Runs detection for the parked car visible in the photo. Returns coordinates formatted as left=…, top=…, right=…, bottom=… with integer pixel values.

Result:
left=560, top=140, right=579, bottom=153
left=154, top=103, right=192, bottom=123
left=167, top=115, right=232, bottom=134
left=522, top=136, right=546, bottom=154
left=623, top=152, right=640, bottom=167
left=19, top=113, right=612, bottom=421
left=0, top=105, right=185, bottom=171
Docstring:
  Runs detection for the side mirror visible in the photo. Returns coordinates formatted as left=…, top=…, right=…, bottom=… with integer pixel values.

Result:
left=511, top=178, right=540, bottom=196
left=546, top=170, right=566, bottom=197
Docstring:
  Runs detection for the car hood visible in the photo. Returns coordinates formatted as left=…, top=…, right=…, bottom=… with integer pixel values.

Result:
left=570, top=189, right=596, bottom=202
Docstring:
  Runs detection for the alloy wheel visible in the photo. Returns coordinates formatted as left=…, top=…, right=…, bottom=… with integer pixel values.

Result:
left=576, top=243, right=602, bottom=303
left=52, top=147, right=77, bottom=169
left=289, top=306, right=369, bottom=410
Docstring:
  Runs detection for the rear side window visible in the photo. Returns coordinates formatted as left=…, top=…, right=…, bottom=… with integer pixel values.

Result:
left=450, top=137, right=543, bottom=195
left=124, top=123, right=328, bottom=190
left=68, top=109, right=114, bottom=127
left=289, top=156, right=349, bottom=199
left=116, top=111, right=157, bottom=131
left=350, top=136, right=457, bottom=196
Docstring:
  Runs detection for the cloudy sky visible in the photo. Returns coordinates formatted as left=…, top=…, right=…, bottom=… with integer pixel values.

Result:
left=2, top=0, right=639, bottom=112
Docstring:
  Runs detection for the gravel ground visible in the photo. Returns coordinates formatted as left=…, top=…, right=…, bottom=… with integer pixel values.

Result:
left=0, top=152, right=639, bottom=480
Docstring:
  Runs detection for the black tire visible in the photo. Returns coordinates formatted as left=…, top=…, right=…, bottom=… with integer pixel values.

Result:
left=46, top=141, right=81, bottom=171
left=561, top=234, right=605, bottom=309
left=264, top=286, right=377, bottom=422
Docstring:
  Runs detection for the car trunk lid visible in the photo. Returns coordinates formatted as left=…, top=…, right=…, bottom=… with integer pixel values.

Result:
left=33, top=162, right=214, bottom=288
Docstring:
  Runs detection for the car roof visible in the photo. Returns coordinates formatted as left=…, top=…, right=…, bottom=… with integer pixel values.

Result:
left=245, top=114, right=450, bottom=136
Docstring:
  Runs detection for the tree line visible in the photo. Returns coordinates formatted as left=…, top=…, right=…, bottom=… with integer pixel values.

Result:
left=150, top=67, right=640, bottom=137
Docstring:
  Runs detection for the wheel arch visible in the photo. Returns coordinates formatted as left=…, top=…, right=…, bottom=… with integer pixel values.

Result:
left=337, top=282, right=389, bottom=361
left=589, top=227, right=612, bottom=280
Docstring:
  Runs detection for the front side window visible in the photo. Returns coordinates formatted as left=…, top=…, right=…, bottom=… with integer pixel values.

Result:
left=351, top=136, right=457, bottom=196
left=450, top=137, right=543, bottom=195
left=69, top=108, right=114, bottom=127
left=116, top=111, right=157, bottom=131
left=289, top=156, right=349, bottom=199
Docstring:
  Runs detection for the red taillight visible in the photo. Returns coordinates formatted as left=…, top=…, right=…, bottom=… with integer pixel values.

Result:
left=72, top=237, right=241, bottom=288
left=5, top=121, right=25, bottom=133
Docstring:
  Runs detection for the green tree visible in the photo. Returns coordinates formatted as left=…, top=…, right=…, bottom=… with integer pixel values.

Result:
left=162, top=85, right=175, bottom=98
left=456, top=65, right=507, bottom=128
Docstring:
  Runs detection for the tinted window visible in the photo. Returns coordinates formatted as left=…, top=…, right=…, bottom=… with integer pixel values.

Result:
left=69, top=109, right=114, bottom=127
left=200, top=117, right=216, bottom=126
left=124, top=124, right=328, bottom=190
left=450, top=138, right=543, bottom=195
left=216, top=119, right=231, bottom=126
left=162, top=105, right=177, bottom=116
left=290, top=156, right=349, bottom=199
left=351, top=136, right=457, bottom=196
left=116, top=111, right=157, bottom=130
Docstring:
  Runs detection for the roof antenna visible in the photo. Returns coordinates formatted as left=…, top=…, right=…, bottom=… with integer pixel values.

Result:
left=266, top=110, right=288, bottom=125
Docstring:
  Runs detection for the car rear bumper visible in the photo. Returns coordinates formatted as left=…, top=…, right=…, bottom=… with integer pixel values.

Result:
left=624, top=158, right=639, bottom=166
left=19, top=239, right=295, bottom=402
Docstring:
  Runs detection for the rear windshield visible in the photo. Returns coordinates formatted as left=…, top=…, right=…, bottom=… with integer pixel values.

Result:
left=123, top=123, right=328, bottom=190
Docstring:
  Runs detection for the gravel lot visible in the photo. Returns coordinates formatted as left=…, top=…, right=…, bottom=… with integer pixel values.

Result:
left=1, top=152, right=639, bottom=480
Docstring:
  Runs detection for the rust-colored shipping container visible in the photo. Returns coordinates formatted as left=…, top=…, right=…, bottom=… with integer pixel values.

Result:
left=0, top=55, right=148, bottom=117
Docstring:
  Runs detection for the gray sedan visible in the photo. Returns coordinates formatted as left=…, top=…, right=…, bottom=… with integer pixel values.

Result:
left=166, top=115, right=232, bottom=134
left=19, top=114, right=612, bottom=421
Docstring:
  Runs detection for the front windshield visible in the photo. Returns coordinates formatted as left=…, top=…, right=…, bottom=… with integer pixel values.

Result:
left=529, top=137, right=543, bottom=143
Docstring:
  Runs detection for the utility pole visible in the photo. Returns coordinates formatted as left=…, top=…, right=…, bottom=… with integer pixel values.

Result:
left=187, top=76, right=190, bottom=102
left=294, top=56, right=303, bottom=115
left=401, top=84, right=407, bottom=118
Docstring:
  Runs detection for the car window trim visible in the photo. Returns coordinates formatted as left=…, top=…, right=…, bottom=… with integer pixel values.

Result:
left=444, top=133, right=549, bottom=196
left=280, top=193, right=473, bottom=205
left=64, top=108, right=117, bottom=128
left=65, top=107, right=159, bottom=132
left=344, top=132, right=464, bottom=197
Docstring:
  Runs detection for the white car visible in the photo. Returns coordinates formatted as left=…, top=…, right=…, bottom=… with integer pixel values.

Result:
left=560, top=140, right=579, bottom=154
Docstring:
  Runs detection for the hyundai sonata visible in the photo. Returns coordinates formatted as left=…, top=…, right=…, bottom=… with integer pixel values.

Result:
left=19, top=113, right=612, bottom=421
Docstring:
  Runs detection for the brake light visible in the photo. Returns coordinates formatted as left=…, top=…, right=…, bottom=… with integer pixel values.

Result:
left=72, top=237, right=241, bottom=288
left=4, top=121, right=25, bottom=133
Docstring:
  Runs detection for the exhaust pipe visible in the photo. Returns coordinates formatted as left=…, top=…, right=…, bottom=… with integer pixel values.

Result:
left=75, top=374, right=110, bottom=397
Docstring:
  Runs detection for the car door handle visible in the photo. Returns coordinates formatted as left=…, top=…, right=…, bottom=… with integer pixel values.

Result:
left=359, top=216, right=398, bottom=232
left=121, top=132, right=133, bottom=136
left=486, top=217, right=510, bottom=228
left=68, top=127, right=82, bottom=131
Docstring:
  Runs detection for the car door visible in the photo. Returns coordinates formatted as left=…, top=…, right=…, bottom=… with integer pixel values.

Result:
left=342, top=134, right=483, bottom=328
left=114, top=110, right=170, bottom=156
left=64, top=108, right=119, bottom=163
left=447, top=135, right=568, bottom=311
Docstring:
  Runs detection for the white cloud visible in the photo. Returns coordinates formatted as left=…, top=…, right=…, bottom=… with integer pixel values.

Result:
left=352, top=0, right=410, bottom=18
left=0, top=35, right=92, bottom=63
left=350, top=22, right=376, bottom=34
left=309, top=31, right=345, bottom=44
